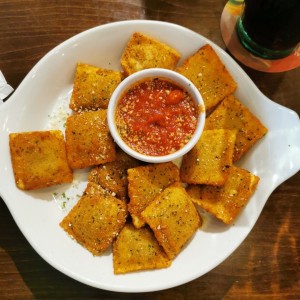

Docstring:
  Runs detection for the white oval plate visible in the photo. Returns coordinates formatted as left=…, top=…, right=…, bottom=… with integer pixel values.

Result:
left=0, top=20, right=300, bottom=293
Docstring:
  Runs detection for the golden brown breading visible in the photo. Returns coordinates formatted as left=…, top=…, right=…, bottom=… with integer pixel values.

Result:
left=69, top=63, right=123, bottom=112
left=180, top=129, right=237, bottom=186
left=113, top=223, right=171, bottom=274
left=127, top=162, right=180, bottom=228
left=88, top=149, right=142, bottom=200
left=187, top=165, right=259, bottom=224
left=60, top=182, right=127, bottom=255
left=65, top=110, right=116, bottom=169
left=176, top=44, right=237, bottom=112
left=120, top=32, right=181, bottom=76
left=141, top=185, right=201, bottom=259
left=9, top=130, right=73, bottom=190
left=204, top=94, right=268, bottom=162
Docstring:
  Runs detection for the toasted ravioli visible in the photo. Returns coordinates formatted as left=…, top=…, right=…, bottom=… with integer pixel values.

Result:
left=120, top=32, right=181, bottom=76
left=88, top=149, right=142, bottom=200
left=60, top=182, right=127, bottom=255
left=128, top=162, right=180, bottom=228
left=9, top=130, right=73, bottom=190
left=65, top=110, right=116, bottom=169
left=180, top=129, right=236, bottom=186
left=141, top=185, right=201, bottom=259
left=176, top=44, right=237, bottom=112
left=69, top=63, right=123, bottom=112
left=113, top=223, right=171, bottom=274
left=204, top=94, right=268, bottom=162
left=187, top=166, right=259, bottom=224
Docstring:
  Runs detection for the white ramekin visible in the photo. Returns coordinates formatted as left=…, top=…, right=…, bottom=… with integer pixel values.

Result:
left=107, top=68, right=206, bottom=163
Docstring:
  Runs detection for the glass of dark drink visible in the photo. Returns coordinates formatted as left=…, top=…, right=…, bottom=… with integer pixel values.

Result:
left=236, top=0, right=300, bottom=59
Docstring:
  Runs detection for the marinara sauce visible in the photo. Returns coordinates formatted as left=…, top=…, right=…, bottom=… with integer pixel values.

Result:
left=115, top=77, right=199, bottom=156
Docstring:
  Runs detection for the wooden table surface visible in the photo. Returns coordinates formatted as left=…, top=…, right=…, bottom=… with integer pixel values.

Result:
left=0, top=1, right=299, bottom=299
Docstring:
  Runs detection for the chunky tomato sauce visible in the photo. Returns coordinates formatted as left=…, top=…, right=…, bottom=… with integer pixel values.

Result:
left=115, top=78, right=199, bottom=156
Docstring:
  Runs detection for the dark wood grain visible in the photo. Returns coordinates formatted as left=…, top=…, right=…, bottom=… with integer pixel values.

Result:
left=1, top=1, right=299, bottom=299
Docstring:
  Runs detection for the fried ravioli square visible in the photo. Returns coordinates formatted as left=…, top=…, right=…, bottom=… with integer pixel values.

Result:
left=176, top=44, right=237, bottom=112
left=127, top=162, right=180, bottom=228
left=180, top=129, right=237, bottom=186
left=60, top=182, right=127, bottom=255
left=65, top=110, right=116, bottom=169
left=187, top=166, right=259, bottom=224
left=120, top=32, right=181, bottom=76
left=9, top=130, right=73, bottom=190
left=88, top=149, right=142, bottom=200
left=69, top=63, right=123, bottom=112
left=113, top=223, right=171, bottom=274
left=204, top=94, right=268, bottom=162
left=141, top=185, right=201, bottom=259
